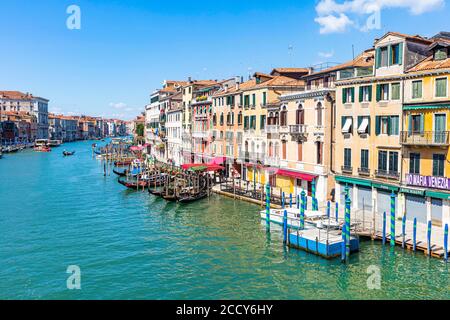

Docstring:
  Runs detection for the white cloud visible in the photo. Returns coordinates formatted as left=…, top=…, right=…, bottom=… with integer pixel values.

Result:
left=315, top=0, right=445, bottom=33
left=315, top=13, right=354, bottom=34
left=318, top=50, right=335, bottom=58
left=109, top=102, right=127, bottom=109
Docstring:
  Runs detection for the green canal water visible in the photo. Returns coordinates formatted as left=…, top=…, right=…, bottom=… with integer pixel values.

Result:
left=0, top=140, right=448, bottom=300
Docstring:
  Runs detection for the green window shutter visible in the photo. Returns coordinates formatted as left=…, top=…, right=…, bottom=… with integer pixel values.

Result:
left=368, top=117, right=371, bottom=134
left=375, top=48, right=381, bottom=69
left=398, top=42, right=403, bottom=65
left=420, top=114, right=424, bottom=133
left=342, top=88, right=347, bottom=104
left=357, top=116, right=362, bottom=128
left=368, top=85, right=373, bottom=101
left=376, top=84, right=381, bottom=101
left=387, top=116, right=392, bottom=136
left=387, top=45, right=392, bottom=66
left=375, top=116, right=380, bottom=135
left=262, top=92, right=266, bottom=105
left=359, top=87, right=363, bottom=102
left=351, top=87, right=355, bottom=103
left=341, top=116, right=345, bottom=129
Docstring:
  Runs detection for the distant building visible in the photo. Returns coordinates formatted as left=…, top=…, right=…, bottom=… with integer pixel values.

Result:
left=0, top=91, right=49, bottom=139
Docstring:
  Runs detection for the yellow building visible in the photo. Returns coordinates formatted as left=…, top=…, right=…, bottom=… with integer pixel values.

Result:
left=401, top=36, right=450, bottom=228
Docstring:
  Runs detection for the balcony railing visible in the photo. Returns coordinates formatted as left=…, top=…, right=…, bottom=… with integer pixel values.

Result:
left=266, top=125, right=279, bottom=134
left=400, top=131, right=450, bottom=146
left=358, top=167, right=370, bottom=176
left=238, top=151, right=265, bottom=163
left=265, top=156, right=280, bottom=166
left=375, top=169, right=400, bottom=180
left=289, top=124, right=307, bottom=134
left=341, top=165, right=353, bottom=173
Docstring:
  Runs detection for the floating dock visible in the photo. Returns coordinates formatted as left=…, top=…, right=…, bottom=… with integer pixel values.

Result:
left=288, top=228, right=359, bottom=259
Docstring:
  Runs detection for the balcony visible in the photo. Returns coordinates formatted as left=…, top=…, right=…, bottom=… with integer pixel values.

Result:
left=266, top=125, right=279, bottom=134
left=400, top=131, right=450, bottom=147
left=375, top=169, right=400, bottom=180
left=265, top=156, right=280, bottom=166
left=358, top=167, right=370, bottom=176
left=341, top=165, right=353, bottom=174
left=194, top=114, right=208, bottom=120
left=289, top=124, right=307, bottom=141
left=238, top=151, right=265, bottom=163
left=192, top=131, right=208, bottom=139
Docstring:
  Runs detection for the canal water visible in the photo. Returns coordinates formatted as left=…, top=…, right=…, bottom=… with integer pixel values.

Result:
left=0, top=140, right=448, bottom=299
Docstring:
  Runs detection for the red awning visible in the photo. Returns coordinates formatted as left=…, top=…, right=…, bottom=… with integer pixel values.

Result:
left=276, top=169, right=316, bottom=181
left=181, top=163, right=205, bottom=170
left=208, top=156, right=226, bottom=165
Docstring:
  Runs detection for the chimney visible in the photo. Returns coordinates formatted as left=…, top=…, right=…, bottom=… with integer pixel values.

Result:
left=224, top=84, right=229, bottom=92
left=235, top=76, right=241, bottom=90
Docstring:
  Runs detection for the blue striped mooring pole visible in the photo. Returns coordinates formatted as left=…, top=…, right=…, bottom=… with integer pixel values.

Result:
left=345, top=196, right=351, bottom=261
left=402, top=215, right=406, bottom=249
left=382, top=211, right=386, bottom=245
left=390, top=192, right=396, bottom=247
left=444, top=224, right=448, bottom=262
left=300, top=190, right=306, bottom=230
left=265, top=183, right=270, bottom=227
left=282, top=192, right=285, bottom=209
left=327, top=201, right=330, bottom=218
left=312, top=179, right=317, bottom=210
left=297, top=194, right=300, bottom=209
left=289, top=193, right=293, bottom=208
left=427, top=220, right=432, bottom=257
left=283, top=209, right=288, bottom=244
left=413, top=218, right=417, bottom=251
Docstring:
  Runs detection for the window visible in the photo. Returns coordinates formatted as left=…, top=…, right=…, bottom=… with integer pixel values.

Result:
left=316, top=142, right=323, bottom=165
left=342, top=87, right=355, bottom=104
left=409, top=153, right=420, bottom=174
left=376, top=84, right=389, bottom=101
left=280, top=106, right=288, bottom=126
left=244, top=116, right=249, bottom=129
left=376, top=115, right=399, bottom=135
left=237, top=112, right=242, bottom=125
left=433, top=154, right=445, bottom=176
left=389, top=152, right=399, bottom=173
left=344, top=148, right=352, bottom=167
left=359, top=85, right=372, bottom=102
left=316, top=102, right=323, bottom=126
left=244, top=95, right=250, bottom=107
left=250, top=115, right=257, bottom=129
left=435, top=78, right=447, bottom=97
left=262, top=92, right=267, bottom=106
left=409, top=114, right=423, bottom=133
left=282, top=141, right=287, bottom=159
left=391, top=83, right=400, bottom=100
left=260, top=115, right=266, bottom=130
left=296, top=107, right=304, bottom=125
left=252, top=94, right=256, bottom=106
left=380, top=47, right=388, bottom=67
left=378, top=151, right=388, bottom=171
left=434, top=48, right=448, bottom=61
left=341, top=116, right=353, bottom=134
left=357, top=116, right=370, bottom=134
left=391, top=44, right=400, bottom=65
left=412, top=80, right=423, bottom=99
left=361, top=149, right=369, bottom=169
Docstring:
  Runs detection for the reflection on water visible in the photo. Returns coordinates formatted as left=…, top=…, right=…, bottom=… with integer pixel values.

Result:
left=0, top=140, right=448, bottom=299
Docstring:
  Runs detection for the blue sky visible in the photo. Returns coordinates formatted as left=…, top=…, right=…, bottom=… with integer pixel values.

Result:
left=0, top=0, right=449, bottom=120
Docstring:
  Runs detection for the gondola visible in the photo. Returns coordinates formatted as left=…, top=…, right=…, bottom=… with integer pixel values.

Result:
left=178, top=191, right=208, bottom=203
left=117, top=177, right=148, bottom=189
left=148, top=188, right=164, bottom=196
left=113, top=168, right=128, bottom=176
left=114, top=160, right=133, bottom=166
left=63, top=151, right=76, bottom=156
left=161, top=193, right=177, bottom=201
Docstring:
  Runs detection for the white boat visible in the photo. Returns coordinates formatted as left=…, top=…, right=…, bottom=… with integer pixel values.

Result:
left=35, top=139, right=49, bottom=147
left=48, top=140, right=62, bottom=147
left=259, top=207, right=326, bottom=229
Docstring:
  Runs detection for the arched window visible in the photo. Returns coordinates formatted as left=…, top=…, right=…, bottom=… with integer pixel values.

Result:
left=251, top=141, right=255, bottom=153
left=261, top=142, right=266, bottom=156
left=220, top=112, right=224, bottom=125
left=275, top=112, right=280, bottom=125
left=269, top=142, right=273, bottom=157
left=296, top=104, right=304, bottom=125
left=238, top=111, right=242, bottom=125
left=280, top=106, right=288, bottom=126
left=316, top=102, right=323, bottom=126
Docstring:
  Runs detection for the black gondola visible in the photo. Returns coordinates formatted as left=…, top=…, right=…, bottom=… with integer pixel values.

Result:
left=178, top=192, right=208, bottom=203
left=113, top=168, right=128, bottom=176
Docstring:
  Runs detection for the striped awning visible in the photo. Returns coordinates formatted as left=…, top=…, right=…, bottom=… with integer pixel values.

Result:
left=403, top=104, right=450, bottom=110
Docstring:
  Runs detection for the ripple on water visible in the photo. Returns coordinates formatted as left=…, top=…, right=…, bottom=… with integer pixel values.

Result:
left=0, top=140, right=449, bottom=299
